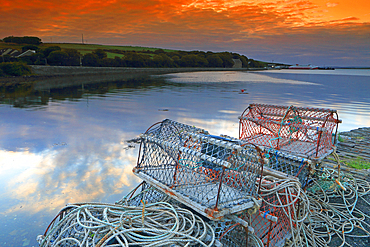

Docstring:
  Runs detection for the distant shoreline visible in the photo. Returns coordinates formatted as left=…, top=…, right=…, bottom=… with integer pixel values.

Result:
left=29, top=65, right=257, bottom=76
left=0, top=66, right=267, bottom=89
left=0, top=66, right=263, bottom=87
left=2, top=66, right=369, bottom=86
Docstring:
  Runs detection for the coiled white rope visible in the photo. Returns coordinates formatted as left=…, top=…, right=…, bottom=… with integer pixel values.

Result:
left=38, top=201, right=215, bottom=247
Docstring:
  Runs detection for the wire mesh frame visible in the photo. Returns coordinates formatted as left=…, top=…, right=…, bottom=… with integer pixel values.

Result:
left=123, top=183, right=295, bottom=247
left=239, top=104, right=341, bottom=159
left=118, top=181, right=171, bottom=207
left=264, top=150, right=315, bottom=187
left=210, top=191, right=296, bottom=247
left=134, top=119, right=264, bottom=220
left=216, top=134, right=313, bottom=187
left=207, top=136, right=300, bottom=246
left=120, top=182, right=263, bottom=247
left=125, top=174, right=296, bottom=247
left=202, top=136, right=300, bottom=246
left=248, top=193, right=295, bottom=247
left=210, top=219, right=259, bottom=247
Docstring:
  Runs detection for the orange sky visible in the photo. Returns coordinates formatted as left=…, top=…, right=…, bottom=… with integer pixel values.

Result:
left=1, top=0, right=369, bottom=66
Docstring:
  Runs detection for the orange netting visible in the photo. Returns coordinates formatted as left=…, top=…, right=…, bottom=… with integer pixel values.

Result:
left=239, top=104, right=341, bottom=159
left=250, top=194, right=296, bottom=246
left=244, top=177, right=301, bottom=247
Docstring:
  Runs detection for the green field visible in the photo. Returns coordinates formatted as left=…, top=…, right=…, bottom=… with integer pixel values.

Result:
left=43, top=43, right=176, bottom=53
left=0, top=42, right=176, bottom=57
left=0, top=40, right=268, bottom=68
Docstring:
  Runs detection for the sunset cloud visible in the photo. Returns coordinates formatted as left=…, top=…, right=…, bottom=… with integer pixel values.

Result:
left=326, top=2, right=338, bottom=8
left=0, top=0, right=369, bottom=66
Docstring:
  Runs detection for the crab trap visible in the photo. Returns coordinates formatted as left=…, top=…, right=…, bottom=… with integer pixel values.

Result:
left=119, top=181, right=263, bottom=247
left=134, top=119, right=264, bottom=220
left=123, top=180, right=299, bottom=247
left=231, top=174, right=302, bottom=247
left=239, top=104, right=341, bottom=160
left=197, top=136, right=304, bottom=247
left=247, top=189, right=296, bottom=247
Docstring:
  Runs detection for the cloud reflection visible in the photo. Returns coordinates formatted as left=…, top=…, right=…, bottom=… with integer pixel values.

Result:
left=0, top=117, right=241, bottom=216
left=176, top=117, right=240, bottom=138
left=164, top=71, right=317, bottom=84
left=1, top=138, right=140, bottom=215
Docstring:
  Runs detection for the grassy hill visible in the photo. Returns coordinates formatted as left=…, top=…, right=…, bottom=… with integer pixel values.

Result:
left=0, top=42, right=175, bottom=58
left=0, top=39, right=270, bottom=69
left=43, top=43, right=176, bottom=58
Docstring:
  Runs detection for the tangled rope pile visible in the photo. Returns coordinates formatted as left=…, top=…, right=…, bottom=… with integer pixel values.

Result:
left=304, top=167, right=370, bottom=247
left=37, top=201, right=215, bottom=247
left=38, top=168, right=370, bottom=247
left=240, top=164, right=370, bottom=247
left=258, top=175, right=309, bottom=247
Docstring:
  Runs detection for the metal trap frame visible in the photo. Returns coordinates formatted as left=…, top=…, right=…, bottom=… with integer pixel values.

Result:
left=204, top=173, right=299, bottom=247
left=124, top=179, right=297, bottom=247
left=219, top=134, right=312, bottom=186
left=248, top=191, right=295, bottom=247
left=263, top=149, right=314, bottom=186
left=227, top=175, right=301, bottom=247
left=119, top=181, right=261, bottom=247
left=134, top=119, right=264, bottom=221
left=210, top=136, right=302, bottom=247
left=239, top=104, right=341, bottom=160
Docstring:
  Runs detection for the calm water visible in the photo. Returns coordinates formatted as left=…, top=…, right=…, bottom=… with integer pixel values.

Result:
left=0, top=69, right=369, bottom=246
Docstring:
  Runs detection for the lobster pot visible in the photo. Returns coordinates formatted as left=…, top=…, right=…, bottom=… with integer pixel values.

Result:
left=134, top=120, right=263, bottom=220
left=217, top=225, right=249, bottom=247
left=248, top=175, right=303, bottom=247
left=239, top=104, right=341, bottom=159
left=215, top=135, right=312, bottom=186
left=121, top=183, right=262, bottom=247
left=210, top=189, right=296, bottom=247
left=247, top=194, right=294, bottom=247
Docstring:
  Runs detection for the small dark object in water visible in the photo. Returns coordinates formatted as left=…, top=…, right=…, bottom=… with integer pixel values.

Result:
left=127, top=138, right=141, bottom=144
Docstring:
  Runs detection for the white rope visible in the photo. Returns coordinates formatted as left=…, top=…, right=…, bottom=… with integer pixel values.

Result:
left=39, top=202, right=215, bottom=247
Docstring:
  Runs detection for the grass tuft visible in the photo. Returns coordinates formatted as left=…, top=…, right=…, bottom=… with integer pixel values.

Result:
left=344, top=157, right=370, bottom=170
left=338, top=134, right=344, bottom=142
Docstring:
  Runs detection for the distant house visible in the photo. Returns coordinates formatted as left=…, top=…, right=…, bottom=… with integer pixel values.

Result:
left=232, top=58, right=242, bottom=68
left=1, top=48, right=36, bottom=59
left=0, top=48, right=21, bottom=57
left=16, top=49, right=36, bottom=58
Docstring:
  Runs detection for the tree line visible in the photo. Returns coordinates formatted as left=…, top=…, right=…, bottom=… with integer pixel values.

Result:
left=1, top=36, right=266, bottom=69
left=2, top=36, right=42, bottom=45
left=4, top=46, right=265, bottom=68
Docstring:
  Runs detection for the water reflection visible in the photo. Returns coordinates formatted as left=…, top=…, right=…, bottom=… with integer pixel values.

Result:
left=0, top=76, right=168, bottom=109
left=1, top=145, right=139, bottom=215
left=164, top=71, right=317, bottom=85
left=0, top=70, right=369, bottom=246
